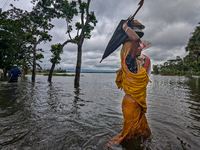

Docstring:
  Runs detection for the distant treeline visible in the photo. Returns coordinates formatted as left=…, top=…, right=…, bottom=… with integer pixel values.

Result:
left=152, top=22, right=200, bottom=76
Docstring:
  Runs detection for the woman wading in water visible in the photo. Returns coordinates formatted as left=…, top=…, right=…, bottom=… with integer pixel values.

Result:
left=107, top=20, right=151, bottom=148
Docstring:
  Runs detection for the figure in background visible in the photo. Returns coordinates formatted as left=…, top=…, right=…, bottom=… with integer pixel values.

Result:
left=107, top=20, right=151, bottom=147
left=8, top=65, right=21, bottom=83
left=0, top=68, right=3, bottom=81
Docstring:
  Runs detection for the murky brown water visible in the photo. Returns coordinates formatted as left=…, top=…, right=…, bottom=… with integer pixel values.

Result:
left=0, top=74, right=200, bottom=150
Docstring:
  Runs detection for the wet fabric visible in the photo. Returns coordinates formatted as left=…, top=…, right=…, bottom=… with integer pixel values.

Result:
left=107, top=41, right=151, bottom=146
left=8, top=77, right=18, bottom=83
left=116, top=41, right=149, bottom=112
left=9, top=68, right=21, bottom=83
left=126, top=53, right=138, bottom=74
left=9, top=68, right=21, bottom=78
left=137, top=54, right=151, bottom=78
left=137, top=54, right=150, bottom=72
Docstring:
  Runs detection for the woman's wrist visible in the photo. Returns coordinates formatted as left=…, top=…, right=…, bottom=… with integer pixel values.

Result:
left=123, top=24, right=130, bottom=32
left=125, top=27, right=130, bottom=32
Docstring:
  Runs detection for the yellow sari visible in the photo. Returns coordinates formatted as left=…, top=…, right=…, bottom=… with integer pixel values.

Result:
left=107, top=42, right=151, bottom=146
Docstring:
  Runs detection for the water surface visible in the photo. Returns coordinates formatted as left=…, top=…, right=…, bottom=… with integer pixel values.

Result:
left=0, top=74, right=200, bottom=149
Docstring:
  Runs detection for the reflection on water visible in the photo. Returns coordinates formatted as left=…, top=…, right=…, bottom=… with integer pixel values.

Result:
left=0, top=74, right=200, bottom=149
left=186, top=77, right=200, bottom=139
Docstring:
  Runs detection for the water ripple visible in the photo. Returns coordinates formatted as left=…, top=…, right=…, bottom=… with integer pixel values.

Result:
left=0, top=74, right=200, bottom=149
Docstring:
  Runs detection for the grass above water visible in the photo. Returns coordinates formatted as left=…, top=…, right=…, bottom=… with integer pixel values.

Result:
left=43, top=73, right=75, bottom=76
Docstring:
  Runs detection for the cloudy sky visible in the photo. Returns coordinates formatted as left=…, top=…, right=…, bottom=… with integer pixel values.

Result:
left=1, top=0, right=200, bottom=71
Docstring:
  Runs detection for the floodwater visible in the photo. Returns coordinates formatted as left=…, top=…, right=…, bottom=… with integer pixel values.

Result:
left=0, top=74, right=200, bottom=150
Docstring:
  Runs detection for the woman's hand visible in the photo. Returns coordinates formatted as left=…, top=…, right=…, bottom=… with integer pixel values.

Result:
left=122, top=22, right=128, bottom=31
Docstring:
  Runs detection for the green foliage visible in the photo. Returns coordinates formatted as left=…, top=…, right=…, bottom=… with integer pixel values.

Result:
left=67, top=25, right=72, bottom=33
left=152, top=65, right=159, bottom=74
left=89, top=11, right=98, bottom=26
left=185, top=22, right=200, bottom=62
left=153, top=56, right=189, bottom=76
left=83, top=23, right=94, bottom=39
left=0, top=6, right=32, bottom=71
left=184, top=54, right=195, bottom=68
left=193, top=71, right=200, bottom=76
left=75, top=22, right=82, bottom=30
left=68, top=0, right=98, bottom=43
left=184, top=22, right=200, bottom=75
left=36, top=53, right=44, bottom=60
left=152, top=23, right=200, bottom=76
left=49, top=43, right=63, bottom=64
left=79, top=2, right=88, bottom=13
left=194, top=59, right=200, bottom=72
left=0, top=2, right=54, bottom=78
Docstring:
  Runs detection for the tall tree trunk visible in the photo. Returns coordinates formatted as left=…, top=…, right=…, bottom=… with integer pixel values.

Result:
left=48, top=63, right=55, bottom=82
left=74, top=44, right=82, bottom=88
left=74, top=0, right=93, bottom=88
left=32, top=47, right=36, bottom=82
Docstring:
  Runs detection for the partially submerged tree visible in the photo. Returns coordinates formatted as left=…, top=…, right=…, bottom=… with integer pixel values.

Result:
left=73, top=0, right=97, bottom=87
left=0, top=5, right=32, bottom=76
left=48, top=44, right=62, bottom=82
left=1, top=0, right=97, bottom=84
left=0, top=3, right=54, bottom=80
left=45, top=0, right=78, bottom=82
left=27, top=7, right=54, bottom=82
left=41, top=0, right=97, bottom=85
